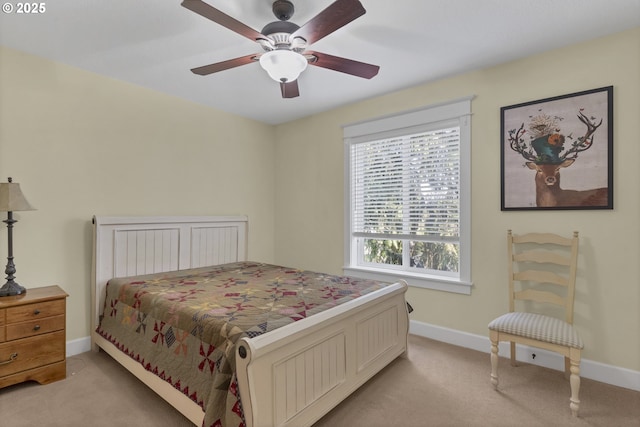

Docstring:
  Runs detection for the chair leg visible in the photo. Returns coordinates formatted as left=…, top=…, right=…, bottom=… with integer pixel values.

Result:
left=490, top=330, right=499, bottom=389
left=510, top=341, right=517, bottom=366
left=569, top=348, right=581, bottom=417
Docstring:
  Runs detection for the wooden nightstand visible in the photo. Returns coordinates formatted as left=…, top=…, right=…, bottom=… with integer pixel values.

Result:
left=0, top=285, right=68, bottom=388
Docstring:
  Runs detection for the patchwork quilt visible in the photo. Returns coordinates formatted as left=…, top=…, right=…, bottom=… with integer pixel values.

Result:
left=96, top=261, right=391, bottom=427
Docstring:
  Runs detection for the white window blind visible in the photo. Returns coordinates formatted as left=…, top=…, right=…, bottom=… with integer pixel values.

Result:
left=352, top=126, right=460, bottom=242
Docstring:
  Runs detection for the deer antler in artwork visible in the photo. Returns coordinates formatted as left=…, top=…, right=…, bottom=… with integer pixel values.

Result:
left=560, top=111, right=603, bottom=161
left=508, top=123, right=538, bottom=162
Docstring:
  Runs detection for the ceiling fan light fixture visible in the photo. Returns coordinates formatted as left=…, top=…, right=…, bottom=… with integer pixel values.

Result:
left=259, top=50, right=308, bottom=83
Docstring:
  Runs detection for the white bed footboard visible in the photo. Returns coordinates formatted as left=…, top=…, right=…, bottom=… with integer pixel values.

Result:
left=236, top=281, right=409, bottom=427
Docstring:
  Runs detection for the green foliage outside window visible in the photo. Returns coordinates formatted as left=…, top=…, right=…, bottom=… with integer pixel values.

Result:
left=364, top=239, right=403, bottom=265
left=364, top=239, right=459, bottom=272
left=410, top=241, right=459, bottom=272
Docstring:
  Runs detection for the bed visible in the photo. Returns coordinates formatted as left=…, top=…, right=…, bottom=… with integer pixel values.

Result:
left=91, top=216, right=409, bottom=427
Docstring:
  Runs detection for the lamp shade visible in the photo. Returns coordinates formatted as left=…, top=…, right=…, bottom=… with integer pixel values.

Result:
left=259, top=50, right=308, bottom=83
left=0, top=178, right=35, bottom=212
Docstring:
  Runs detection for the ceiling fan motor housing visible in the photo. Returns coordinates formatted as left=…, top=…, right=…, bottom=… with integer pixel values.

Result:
left=260, top=20, right=302, bottom=50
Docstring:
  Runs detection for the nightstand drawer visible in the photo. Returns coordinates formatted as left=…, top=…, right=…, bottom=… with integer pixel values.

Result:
left=6, top=314, right=65, bottom=341
left=0, top=330, right=65, bottom=377
left=6, top=299, right=65, bottom=323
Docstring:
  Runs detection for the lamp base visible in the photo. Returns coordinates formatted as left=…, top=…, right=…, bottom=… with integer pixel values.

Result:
left=0, top=280, right=26, bottom=297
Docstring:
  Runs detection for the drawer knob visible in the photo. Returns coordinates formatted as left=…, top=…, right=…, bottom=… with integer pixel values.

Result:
left=34, top=309, right=41, bottom=315
left=0, top=352, right=18, bottom=366
left=33, top=325, right=41, bottom=331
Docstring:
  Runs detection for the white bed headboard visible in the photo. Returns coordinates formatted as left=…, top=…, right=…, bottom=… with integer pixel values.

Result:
left=91, top=215, right=248, bottom=332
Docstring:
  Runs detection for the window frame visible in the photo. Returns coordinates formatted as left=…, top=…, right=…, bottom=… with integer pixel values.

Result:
left=343, top=97, right=474, bottom=295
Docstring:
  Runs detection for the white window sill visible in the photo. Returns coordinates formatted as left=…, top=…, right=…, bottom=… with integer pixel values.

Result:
left=343, top=266, right=472, bottom=295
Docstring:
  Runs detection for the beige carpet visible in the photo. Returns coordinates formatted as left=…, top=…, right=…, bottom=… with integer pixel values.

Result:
left=1, top=335, right=638, bottom=426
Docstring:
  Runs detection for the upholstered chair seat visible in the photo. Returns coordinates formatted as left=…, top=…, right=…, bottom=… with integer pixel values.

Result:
left=489, top=312, right=583, bottom=349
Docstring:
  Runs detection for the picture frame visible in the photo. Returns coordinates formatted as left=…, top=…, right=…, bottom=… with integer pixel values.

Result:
left=500, top=86, right=613, bottom=210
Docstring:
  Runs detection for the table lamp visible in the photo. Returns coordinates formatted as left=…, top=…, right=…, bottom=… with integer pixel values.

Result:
left=0, top=177, right=35, bottom=297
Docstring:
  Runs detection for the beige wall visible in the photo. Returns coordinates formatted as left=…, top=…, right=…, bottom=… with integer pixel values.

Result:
left=0, top=47, right=277, bottom=342
left=274, top=28, right=640, bottom=372
left=1, top=28, right=638, bottom=373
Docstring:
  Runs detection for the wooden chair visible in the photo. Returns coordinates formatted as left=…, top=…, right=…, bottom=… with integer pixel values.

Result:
left=488, top=230, right=583, bottom=416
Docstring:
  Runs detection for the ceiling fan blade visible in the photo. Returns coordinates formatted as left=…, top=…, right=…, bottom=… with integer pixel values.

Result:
left=291, top=0, right=366, bottom=45
left=181, top=0, right=265, bottom=42
left=280, top=80, right=300, bottom=98
left=306, top=51, right=379, bottom=79
left=191, top=54, right=258, bottom=75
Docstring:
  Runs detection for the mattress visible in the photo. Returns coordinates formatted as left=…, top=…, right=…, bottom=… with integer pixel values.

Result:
left=96, top=261, right=392, bottom=427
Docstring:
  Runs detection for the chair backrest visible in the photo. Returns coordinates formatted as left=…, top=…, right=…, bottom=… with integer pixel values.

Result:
left=507, top=230, right=579, bottom=324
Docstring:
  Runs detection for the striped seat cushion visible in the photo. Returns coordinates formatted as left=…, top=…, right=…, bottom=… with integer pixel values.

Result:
left=488, top=312, right=583, bottom=349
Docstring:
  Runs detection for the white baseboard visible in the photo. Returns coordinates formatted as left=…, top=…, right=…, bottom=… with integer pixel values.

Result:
left=66, top=336, right=92, bottom=357
left=68, top=324, right=640, bottom=393
left=409, top=319, right=640, bottom=392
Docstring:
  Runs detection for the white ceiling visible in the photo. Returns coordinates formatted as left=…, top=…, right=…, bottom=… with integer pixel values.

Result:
left=1, top=0, right=639, bottom=125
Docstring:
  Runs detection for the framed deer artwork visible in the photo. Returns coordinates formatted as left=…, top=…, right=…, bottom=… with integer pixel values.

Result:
left=501, top=86, right=613, bottom=210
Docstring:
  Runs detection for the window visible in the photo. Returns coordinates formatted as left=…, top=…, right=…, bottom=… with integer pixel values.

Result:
left=344, top=97, right=473, bottom=294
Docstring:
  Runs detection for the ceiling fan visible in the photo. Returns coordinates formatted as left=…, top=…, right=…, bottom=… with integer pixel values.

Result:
left=181, top=0, right=380, bottom=98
